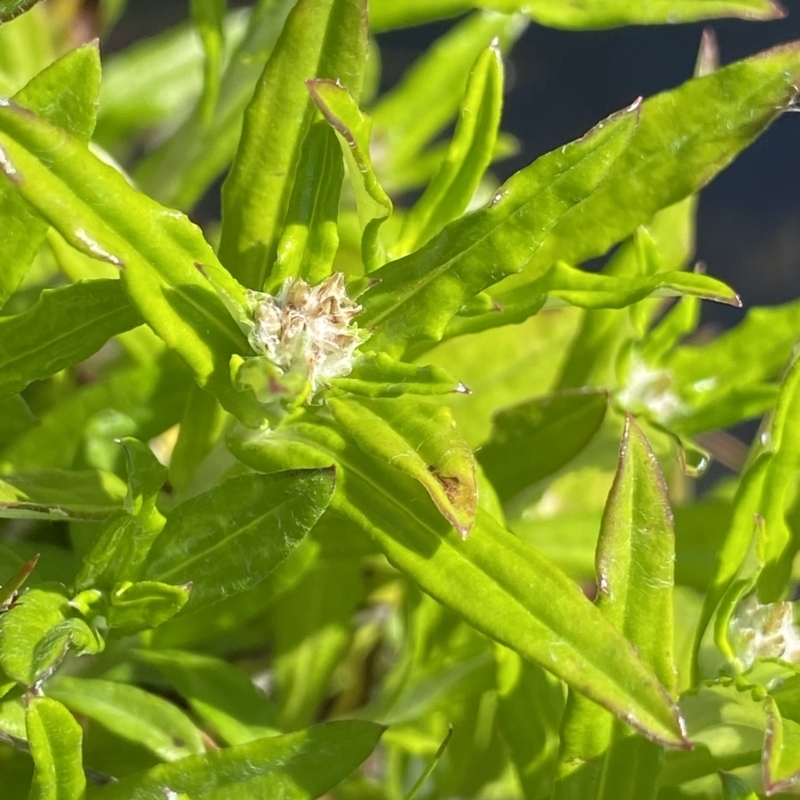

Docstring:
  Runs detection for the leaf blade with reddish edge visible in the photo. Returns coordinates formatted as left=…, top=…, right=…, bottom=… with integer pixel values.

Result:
left=229, top=414, right=688, bottom=747
left=0, top=100, right=265, bottom=427
left=552, top=416, right=680, bottom=799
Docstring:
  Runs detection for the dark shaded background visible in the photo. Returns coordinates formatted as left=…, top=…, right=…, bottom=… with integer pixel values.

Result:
left=105, top=1, right=800, bottom=326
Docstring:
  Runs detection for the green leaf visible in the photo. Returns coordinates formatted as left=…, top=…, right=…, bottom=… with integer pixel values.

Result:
left=88, top=720, right=384, bottom=800
left=507, top=42, right=800, bottom=281
left=0, top=103, right=264, bottom=427
left=105, top=581, right=191, bottom=635
left=367, top=0, right=782, bottom=31
left=495, top=646, right=564, bottom=799
left=230, top=416, right=688, bottom=746
left=25, top=697, right=85, bottom=800
left=0, top=470, right=127, bottom=521
left=523, top=0, right=784, bottom=28
left=134, top=648, right=279, bottom=746
left=0, top=280, right=140, bottom=400
left=218, top=0, right=368, bottom=290
left=719, top=772, right=759, bottom=800
left=405, top=726, right=453, bottom=800
left=191, top=0, right=227, bottom=125
left=266, top=119, right=345, bottom=291
left=763, top=695, right=800, bottom=795
left=0, top=42, right=100, bottom=308
left=309, top=79, right=392, bottom=271
left=271, top=558, right=361, bottom=730
left=134, top=0, right=296, bottom=210
left=169, top=386, right=229, bottom=492
left=553, top=417, right=678, bottom=799
left=0, top=354, right=191, bottom=473
left=143, top=469, right=335, bottom=611
left=392, top=41, right=503, bottom=257
left=359, top=103, right=638, bottom=358
left=370, top=10, right=524, bottom=169
left=329, top=352, right=467, bottom=398
left=49, top=676, right=205, bottom=761
left=0, top=585, right=102, bottom=686
left=557, top=196, right=697, bottom=390
left=477, top=390, right=608, bottom=503
left=328, top=396, right=477, bottom=537
left=0, top=0, right=42, bottom=24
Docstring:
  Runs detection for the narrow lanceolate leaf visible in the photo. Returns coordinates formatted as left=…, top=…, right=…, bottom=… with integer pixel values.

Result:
left=143, top=469, right=335, bottom=611
left=309, top=80, right=392, bottom=271
left=443, top=259, right=733, bottom=339
left=512, top=41, right=800, bottom=279
left=0, top=101, right=264, bottom=426
left=522, top=0, right=784, bottom=28
left=367, top=0, right=783, bottom=31
left=48, top=677, right=205, bottom=762
left=0, top=470, right=126, bottom=521
left=135, top=648, right=279, bottom=746
left=134, top=0, right=296, bottom=210
left=359, top=104, right=638, bottom=358
left=478, top=390, right=608, bottom=502
left=696, top=354, right=800, bottom=661
left=553, top=417, right=678, bottom=800
left=230, top=417, right=688, bottom=746
left=392, top=41, right=504, bottom=257
left=266, top=120, right=345, bottom=291
left=328, top=396, right=478, bottom=537
left=90, top=720, right=384, bottom=800
left=328, top=352, right=466, bottom=397
left=0, top=280, right=140, bottom=400
left=0, top=43, right=100, bottom=308
left=371, top=10, right=524, bottom=168
left=0, top=0, right=43, bottom=24
left=26, top=697, right=85, bottom=800
left=219, top=0, right=368, bottom=290
left=763, top=695, right=800, bottom=795
left=190, top=0, right=227, bottom=124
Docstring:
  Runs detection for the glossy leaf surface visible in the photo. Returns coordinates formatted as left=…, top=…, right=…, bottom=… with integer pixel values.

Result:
left=368, top=0, right=783, bottom=31
left=553, top=418, right=678, bottom=799
left=0, top=470, right=126, bottom=521
left=310, top=79, right=392, bottom=271
left=135, top=648, right=279, bottom=745
left=0, top=584, right=102, bottom=685
left=0, top=101, right=263, bottom=426
left=359, top=105, right=637, bottom=357
left=392, top=42, right=503, bottom=256
left=0, top=43, right=100, bottom=308
left=230, top=416, right=687, bottom=745
left=143, top=469, right=335, bottom=610
left=0, top=280, right=140, bottom=400
left=89, top=720, right=384, bottom=800
left=329, top=396, right=477, bottom=536
left=26, top=697, right=85, bottom=800
left=219, top=0, right=368, bottom=289
left=49, top=676, right=205, bottom=762
left=478, top=390, right=608, bottom=502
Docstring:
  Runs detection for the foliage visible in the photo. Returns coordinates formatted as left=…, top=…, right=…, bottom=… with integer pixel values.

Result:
left=0, top=0, right=799, bottom=797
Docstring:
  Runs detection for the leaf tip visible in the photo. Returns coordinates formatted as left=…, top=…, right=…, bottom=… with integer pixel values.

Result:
left=454, top=382, right=472, bottom=395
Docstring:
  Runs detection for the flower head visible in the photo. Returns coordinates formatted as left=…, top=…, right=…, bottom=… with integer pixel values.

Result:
left=247, top=273, right=367, bottom=392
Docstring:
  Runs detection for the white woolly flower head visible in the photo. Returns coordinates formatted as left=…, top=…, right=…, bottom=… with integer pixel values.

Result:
left=729, top=594, right=800, bottom=672
left=247, top=273, right=367, bottom=392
